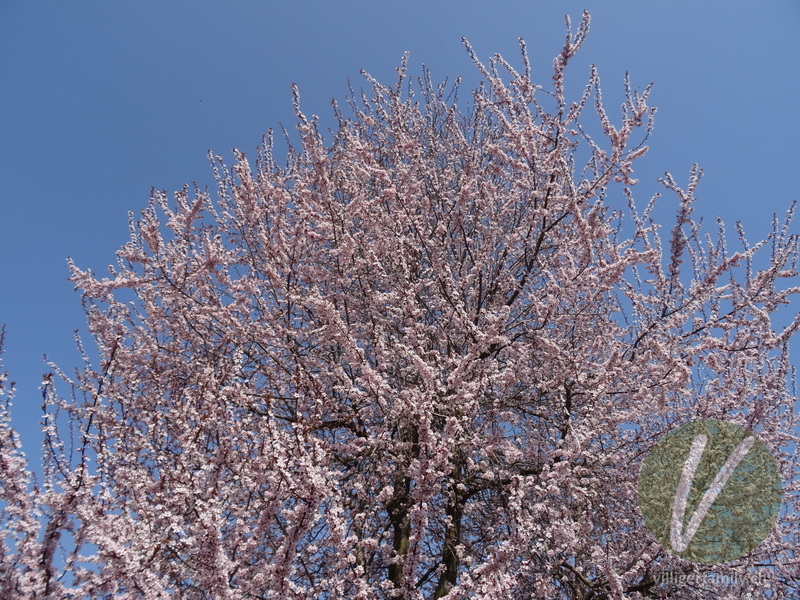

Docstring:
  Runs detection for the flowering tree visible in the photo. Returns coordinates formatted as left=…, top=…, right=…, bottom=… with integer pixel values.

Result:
left=2, top=11, right=799, bottom=599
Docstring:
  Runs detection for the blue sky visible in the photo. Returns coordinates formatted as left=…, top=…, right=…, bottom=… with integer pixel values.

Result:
left=1, top=1, right=799, bottom=460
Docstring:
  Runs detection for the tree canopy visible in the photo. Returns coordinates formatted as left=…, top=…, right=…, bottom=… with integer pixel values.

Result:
left=1, top=11, right=798, bottom=599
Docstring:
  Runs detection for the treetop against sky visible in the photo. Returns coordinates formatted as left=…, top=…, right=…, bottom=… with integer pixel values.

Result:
left=1, top=4, right=799, bottom=599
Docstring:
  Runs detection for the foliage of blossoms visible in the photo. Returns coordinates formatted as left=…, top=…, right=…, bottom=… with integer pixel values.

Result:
left=1, top=12, right=799, bottom=599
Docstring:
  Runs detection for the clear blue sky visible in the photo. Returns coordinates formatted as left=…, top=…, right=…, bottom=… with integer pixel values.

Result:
left=1, top=1, right=799, bottom=460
